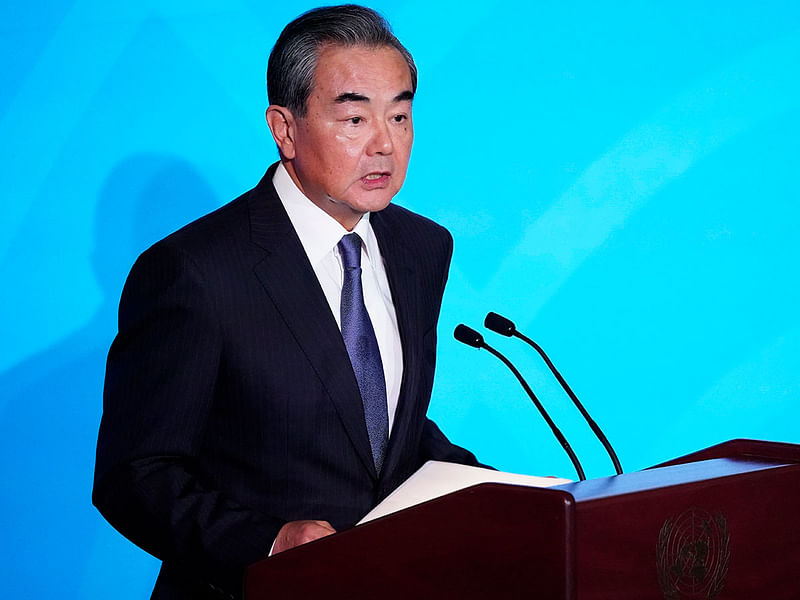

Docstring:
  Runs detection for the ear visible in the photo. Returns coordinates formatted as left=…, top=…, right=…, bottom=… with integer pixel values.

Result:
left=266, top=105, right=298, bottom=160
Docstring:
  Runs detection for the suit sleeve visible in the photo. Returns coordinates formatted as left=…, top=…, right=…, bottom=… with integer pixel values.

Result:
left=420, top=418, right=485, bottom=466
left=93, top=243, right=282, bottom=595
left=416, top=226, right=492, bottom=469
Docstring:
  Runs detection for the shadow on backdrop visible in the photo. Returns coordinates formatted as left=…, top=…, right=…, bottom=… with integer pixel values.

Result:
left=0, top=154, right=219, bottom=598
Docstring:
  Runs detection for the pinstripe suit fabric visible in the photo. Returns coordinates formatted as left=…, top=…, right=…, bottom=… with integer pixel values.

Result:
left=93, top=163, right=479, bottom=599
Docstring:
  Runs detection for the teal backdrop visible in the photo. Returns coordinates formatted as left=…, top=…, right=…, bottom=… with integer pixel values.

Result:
left=2, top=1, right=799, bottom=597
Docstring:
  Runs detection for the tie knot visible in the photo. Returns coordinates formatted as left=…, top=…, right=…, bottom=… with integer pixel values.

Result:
left=338, top=233, right=363, bottom=269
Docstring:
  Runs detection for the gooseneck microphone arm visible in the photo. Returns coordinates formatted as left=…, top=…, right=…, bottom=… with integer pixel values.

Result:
left=484, top=312, right=623, bottom=475
left=454, top=324, right=586, bottom=481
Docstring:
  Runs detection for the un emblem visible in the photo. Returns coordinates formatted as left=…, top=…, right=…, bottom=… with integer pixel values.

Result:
left=656, top=507, right=731, bottom=599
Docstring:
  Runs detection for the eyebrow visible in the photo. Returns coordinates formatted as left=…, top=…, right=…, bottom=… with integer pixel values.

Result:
left=333, top=90, right=415, bottom=104
left=334, top=92, right=369, bottom=103
left=393, top=90, right=414, bottom=103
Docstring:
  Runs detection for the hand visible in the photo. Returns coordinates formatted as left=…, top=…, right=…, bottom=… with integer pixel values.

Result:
left=272, top=519, right=336, bottom=554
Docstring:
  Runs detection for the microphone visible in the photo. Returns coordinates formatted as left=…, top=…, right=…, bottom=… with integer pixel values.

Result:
left=484, top=312, right=623, bottom=475
left=453, top=324, right=586, bottom=481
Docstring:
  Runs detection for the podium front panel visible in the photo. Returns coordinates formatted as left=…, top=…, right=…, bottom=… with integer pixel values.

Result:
left=559, top=458, right=800, bottom=599
left=247, top=483, right=576, bottom=598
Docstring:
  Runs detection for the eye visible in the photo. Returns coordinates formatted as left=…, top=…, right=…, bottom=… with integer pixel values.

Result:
left=392, top=114, right=408, bottom=123
left=348, top=116, right=363, bottom=124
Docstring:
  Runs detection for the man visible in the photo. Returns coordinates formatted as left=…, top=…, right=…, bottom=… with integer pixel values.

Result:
left=93, top=5, right=481, bottom=599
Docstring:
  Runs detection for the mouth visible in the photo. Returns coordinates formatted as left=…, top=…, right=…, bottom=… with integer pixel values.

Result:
left=360, top=172, right=391, bottom=188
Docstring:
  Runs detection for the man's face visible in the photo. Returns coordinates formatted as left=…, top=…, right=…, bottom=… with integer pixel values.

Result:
left=279, top=44, right=414, bottom=229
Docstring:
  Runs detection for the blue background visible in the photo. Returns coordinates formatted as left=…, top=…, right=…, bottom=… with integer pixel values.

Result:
left=2, top=1, right=799, bottom=597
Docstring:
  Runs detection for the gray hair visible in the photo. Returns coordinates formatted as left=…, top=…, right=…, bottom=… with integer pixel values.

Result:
left=267, top=5, right=417, bottom=118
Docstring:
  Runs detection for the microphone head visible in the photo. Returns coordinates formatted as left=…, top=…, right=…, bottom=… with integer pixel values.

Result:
left=484, top=312, right=516, bottom=336
left=454, top=324, right=485, bottom=348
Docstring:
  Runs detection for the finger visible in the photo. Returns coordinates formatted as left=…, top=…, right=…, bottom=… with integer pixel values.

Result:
left=303, top=523, right=335, bottom=542
left=313, top=520, right=337, bottom=534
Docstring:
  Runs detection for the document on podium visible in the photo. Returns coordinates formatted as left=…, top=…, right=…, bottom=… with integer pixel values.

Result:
left=358, top=461, right=571, bottom=524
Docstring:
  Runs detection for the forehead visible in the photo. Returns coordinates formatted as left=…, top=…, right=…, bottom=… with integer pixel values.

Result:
left=311, top=44, right=413, bottom=97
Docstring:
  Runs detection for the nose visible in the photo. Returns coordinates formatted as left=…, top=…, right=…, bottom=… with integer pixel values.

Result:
left=366, top=120, right=393, bottom=156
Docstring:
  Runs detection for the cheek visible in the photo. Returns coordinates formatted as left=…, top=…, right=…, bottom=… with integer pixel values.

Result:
left=397, top=126, right=413, bottom=154
left=333, top=133, right=364, bottom=160
left=396, top=133, right=413, bottom=166
left=344, top=146, right=362, bottom=160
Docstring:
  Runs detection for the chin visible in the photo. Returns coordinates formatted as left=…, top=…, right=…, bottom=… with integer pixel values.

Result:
left=348, top=193, right=395, bottom=215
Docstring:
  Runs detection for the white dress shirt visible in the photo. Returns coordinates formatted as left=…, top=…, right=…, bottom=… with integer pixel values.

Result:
left=272, top=162, right=404, bottom=433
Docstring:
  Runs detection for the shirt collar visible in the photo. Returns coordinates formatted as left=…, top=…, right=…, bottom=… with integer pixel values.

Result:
left=273, top=162, right=379, bottom=267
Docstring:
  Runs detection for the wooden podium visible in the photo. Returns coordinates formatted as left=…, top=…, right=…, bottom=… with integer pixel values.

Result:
left=245, top=439, right=800, bottom=599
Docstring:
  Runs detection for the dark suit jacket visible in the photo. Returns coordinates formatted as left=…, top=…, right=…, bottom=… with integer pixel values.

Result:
left=93, top=163, right=480, bottom=599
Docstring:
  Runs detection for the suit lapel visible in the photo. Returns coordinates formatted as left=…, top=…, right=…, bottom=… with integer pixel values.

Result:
left=371, top=210, right=423, bottom=481
left=248, top=170, right=377, bottom=479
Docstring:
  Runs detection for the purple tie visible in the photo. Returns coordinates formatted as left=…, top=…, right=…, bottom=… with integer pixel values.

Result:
left=338, top=233, right=389, bottom=473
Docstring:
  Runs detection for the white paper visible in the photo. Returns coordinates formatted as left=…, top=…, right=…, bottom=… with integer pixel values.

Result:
left=358, top=461, right=571, bottom=524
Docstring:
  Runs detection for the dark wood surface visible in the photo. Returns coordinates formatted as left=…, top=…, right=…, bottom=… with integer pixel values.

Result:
left=653, top=438, right=800, bottom=467
left=572, top=461, right=800, bottom=599
left=246, top=483, right=576, bottom=598
left=246, top=440, right=800, bottom=599
left=555, top=456, right=790, bottom=502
